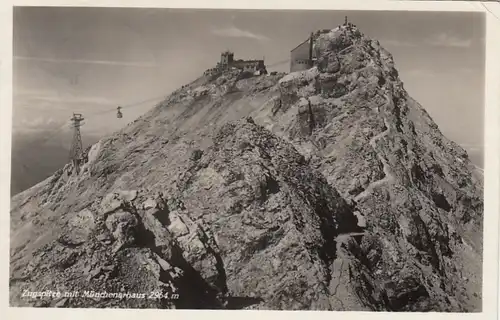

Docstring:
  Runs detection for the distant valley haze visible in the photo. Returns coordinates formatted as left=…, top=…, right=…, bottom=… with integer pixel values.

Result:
left=11, top=7, right=485, bottom=195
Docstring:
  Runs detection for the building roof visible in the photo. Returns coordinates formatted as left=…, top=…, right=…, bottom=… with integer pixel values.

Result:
left=290, top=29, right=334, bottom=53
left=290, top=37, right=311, bottom=53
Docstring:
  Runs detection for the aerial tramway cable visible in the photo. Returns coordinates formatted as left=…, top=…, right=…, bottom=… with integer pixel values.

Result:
left=16, top=58, right=291, bottom=177
left=21, top=58, right=288, bottom=152
left=266, top=59, right=290, bottom=68
left=16, top=91, right=169, bottom=169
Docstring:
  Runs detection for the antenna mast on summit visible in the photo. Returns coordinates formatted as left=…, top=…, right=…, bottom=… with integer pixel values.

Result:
left=69, top=113, right=85, bottom=174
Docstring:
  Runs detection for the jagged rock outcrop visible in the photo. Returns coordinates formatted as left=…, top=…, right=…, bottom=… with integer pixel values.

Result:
left=10, top=23, right=482, bottom=312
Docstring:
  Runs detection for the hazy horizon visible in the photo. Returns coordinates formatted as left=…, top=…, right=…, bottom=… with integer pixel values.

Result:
left=11, top=7, right=485, bottom=194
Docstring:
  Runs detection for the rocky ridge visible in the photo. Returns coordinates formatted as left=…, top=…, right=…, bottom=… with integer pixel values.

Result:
left=10, top=24, right=483, bottom=311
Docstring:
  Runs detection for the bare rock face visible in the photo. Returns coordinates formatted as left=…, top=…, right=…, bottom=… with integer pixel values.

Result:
left=269, top=24, right=483, bottom=312
left=58, top=209, right=96, bottom=246
left=10, top=23, right=482, bottom=312
left=176, top=119, right=360, bottom=309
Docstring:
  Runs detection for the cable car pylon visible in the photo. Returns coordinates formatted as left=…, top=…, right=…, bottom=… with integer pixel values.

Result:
left=69, top=113, right=85, bottom=174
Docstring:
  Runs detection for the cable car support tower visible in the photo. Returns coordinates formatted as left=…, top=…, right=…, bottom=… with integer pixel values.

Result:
left=69, top=113, right=85, bottom=174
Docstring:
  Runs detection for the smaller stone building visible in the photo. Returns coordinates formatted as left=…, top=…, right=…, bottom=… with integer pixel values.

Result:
left=204, top=51, right=268, bottom=77
left=218, top=51, right=267, bottom=74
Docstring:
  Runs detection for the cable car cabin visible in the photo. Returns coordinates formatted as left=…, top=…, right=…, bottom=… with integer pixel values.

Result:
left=117, top=106, right=123, bottom=118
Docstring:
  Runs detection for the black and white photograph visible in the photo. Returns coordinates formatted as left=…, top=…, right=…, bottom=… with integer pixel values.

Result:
left=4, top=0, right=499, bottom=316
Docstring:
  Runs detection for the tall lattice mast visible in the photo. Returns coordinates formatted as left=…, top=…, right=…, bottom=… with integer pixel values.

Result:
left=69, top=113, right=85, bottom=173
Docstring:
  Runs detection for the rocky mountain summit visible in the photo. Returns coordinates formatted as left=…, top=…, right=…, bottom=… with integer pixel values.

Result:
left=10, top=24, right=483, bottom=311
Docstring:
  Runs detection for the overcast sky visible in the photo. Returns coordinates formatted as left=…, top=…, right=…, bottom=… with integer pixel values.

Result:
left=13, top=7, right=485, bottom=151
